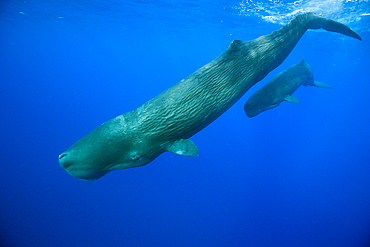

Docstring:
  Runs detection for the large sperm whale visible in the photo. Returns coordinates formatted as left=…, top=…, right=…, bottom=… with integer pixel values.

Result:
left=59, top=12, right=361, bottom=181
left=244, top=59, right=333, bottom=118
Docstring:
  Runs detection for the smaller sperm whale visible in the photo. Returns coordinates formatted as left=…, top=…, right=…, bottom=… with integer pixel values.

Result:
left=244, top=59, right=332, bottom=118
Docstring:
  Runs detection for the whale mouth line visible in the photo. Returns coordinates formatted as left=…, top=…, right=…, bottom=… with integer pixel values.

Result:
left=59, top=153, right=67, bottom=160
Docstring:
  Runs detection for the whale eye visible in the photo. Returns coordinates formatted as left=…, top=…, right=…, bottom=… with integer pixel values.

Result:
left=131, top=154, right=141, bottom=162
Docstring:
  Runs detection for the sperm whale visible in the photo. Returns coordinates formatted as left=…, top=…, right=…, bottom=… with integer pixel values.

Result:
left=245, top=59, right=333, bottom=117
left=59, top=12, right=361, bottom=181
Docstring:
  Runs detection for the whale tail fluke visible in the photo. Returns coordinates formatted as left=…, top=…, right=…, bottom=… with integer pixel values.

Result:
left=307, top=12, right=362, bottom=41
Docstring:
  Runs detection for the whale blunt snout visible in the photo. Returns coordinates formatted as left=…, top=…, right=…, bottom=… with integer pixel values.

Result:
left=58, top=152, right=70, bottom=169
left=58, top=151, right=108, bottom=181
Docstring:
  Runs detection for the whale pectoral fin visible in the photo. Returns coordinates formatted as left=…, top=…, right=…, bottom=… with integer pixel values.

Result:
left=284, top=95, right=299, bottom=103
left=167, top=139, right=199, bottom=157
left=313, top=81, right=333, bottom=89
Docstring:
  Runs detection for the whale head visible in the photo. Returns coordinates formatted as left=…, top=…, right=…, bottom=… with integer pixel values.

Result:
left=58, top=112, right=158, bottom=181
left=244, top=87, right=281, bottom=117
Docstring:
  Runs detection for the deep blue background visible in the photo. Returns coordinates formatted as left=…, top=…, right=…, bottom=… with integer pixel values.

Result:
left=1, top=1, right=370, bottom=246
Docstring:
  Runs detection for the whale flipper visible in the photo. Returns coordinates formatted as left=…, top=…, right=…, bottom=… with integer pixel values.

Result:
left=307, top=13, right=362, bottom=40
left=312, top=81, right=333, bottom=89
left=284, top=95, right=299, bottom=103
left=167, top=139, right=199, bottom=157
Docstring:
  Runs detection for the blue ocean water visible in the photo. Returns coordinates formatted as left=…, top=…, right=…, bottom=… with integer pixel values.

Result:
left=1, top=0, right=370, bottom=246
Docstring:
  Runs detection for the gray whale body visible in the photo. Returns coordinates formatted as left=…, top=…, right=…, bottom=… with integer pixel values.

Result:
left=59, top=12, right=361, bottom=181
